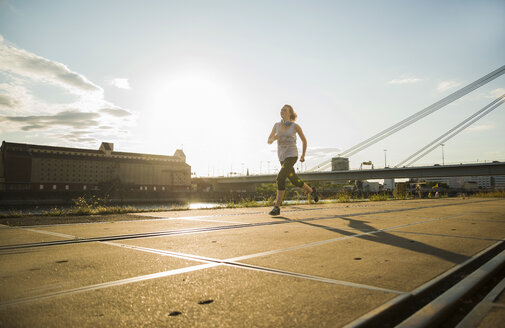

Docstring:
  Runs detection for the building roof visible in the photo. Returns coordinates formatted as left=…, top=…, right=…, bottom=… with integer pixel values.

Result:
left=1, top=141, right=187, bottom=163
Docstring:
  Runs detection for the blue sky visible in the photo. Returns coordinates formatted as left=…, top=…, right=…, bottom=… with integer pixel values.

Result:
left=1, top=0, right=504, bottom=176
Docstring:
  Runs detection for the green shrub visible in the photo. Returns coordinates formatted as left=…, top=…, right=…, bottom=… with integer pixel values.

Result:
left=472, top=190, right=505, bottom=198
left=369, top=193, right=389, bottom=201
left=335, top=192, right=352, bottom=203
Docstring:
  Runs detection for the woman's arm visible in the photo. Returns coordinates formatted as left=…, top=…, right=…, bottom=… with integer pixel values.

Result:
left=295, top=124, right=307, bottom=162
left=267, top=123, right=278, bottom=144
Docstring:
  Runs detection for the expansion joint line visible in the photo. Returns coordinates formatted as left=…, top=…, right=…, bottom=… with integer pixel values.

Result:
left=0, top=199, right=496, bottom=251
left=0, top=211, right=475, bottom=307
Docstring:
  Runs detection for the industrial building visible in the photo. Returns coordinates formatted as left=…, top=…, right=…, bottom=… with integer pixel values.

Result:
left=0, top=141, right=191, bottom=204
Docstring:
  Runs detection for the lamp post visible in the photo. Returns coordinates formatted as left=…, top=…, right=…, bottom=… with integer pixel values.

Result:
left=441, top=143, right=445, bottom=165
left=384, top=149, right=387, bottom=168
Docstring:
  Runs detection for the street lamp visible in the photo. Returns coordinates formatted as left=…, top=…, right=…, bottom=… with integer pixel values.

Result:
left=384, top=149, right=387, bottom=168
left=440, top=144, right=445, bottom=165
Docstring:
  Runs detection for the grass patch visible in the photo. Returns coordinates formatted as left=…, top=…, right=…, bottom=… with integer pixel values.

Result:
left=223, top=197, right=275, bottom=209
left=472, top=189, right=505, bottom=198
left=369, top=193, right=389, bottom=201
left=333, top=192, right=354, bottom=203
left=0, top=196, right=181, bottom=219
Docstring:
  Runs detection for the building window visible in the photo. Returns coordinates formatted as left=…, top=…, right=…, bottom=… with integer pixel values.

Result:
left=40, top=184, right=44, bottom=190
left=153, top=186, right=157, bottom=191
left=140, top=186, right=143, bottom=190
left=162, top=186, right=165, bottom=191
left=83, top=185, right=87, bottom=190
left=53, top=185, right=57, bottom=190
left=65, top=185, right=69, bottom=190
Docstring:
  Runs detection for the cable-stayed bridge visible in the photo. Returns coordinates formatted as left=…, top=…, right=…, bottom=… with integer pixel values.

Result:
left=204, top=161, right=505, bottom=184
left=200, top=65, right=505, bottom=189
left=310, top=64, right=505, bottom=171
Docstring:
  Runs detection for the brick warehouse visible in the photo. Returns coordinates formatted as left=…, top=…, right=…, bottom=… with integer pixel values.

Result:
left=0, top=141, right=191, bottom=205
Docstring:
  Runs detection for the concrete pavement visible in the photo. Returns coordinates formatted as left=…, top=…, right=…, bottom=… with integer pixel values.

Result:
left=1, top=198, right=504, bottom=327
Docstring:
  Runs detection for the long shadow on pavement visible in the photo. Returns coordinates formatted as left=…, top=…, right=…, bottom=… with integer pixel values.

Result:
left=275, top=215, right=469, bottom=264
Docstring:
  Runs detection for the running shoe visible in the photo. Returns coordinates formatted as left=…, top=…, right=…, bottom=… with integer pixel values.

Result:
left=268, top=206, right=280, bottom=215
left=311, top=187, right=319, bottom=203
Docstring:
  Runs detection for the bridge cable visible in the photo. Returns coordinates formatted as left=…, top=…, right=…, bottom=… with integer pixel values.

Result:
left=395, top=94, right=505, bottom=167
left=403, top=97, right=505, bottom=167
left=339, top=65, right=505, bottom=158
left=397, top=94, right=505, bottom=167
left=309, top=65, right=505, bottom=171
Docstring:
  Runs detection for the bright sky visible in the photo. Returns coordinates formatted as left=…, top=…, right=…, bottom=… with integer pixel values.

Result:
left=1, top=0, right=504, bottom=176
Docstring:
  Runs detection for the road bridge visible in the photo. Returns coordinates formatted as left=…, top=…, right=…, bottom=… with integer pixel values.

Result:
left=192, top=162, right=505, bottom=193
left=199, top=162, right=505, bottom=189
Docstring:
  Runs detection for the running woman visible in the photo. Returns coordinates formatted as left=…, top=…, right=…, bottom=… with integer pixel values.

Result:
left=267, top=104, right=318, bottom=215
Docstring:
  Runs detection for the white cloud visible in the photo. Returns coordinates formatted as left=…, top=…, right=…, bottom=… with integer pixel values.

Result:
left=487, top=88, right=505, bottom=99
left=101, top=107, right=132, bottom=117
left=0, top=82, right=49, bottom=115
left=108, top=78, right=131, bottom=89
left=388, top=76, right=422, bottom=85
left=0, top=93, right=18, bottom=108
left=0, top=37, right=102, bottom=95
left=0, top=34, right=134, bottom=144
left=0, top=110, right=100, bottom=131
left=466, top=124, right=494, bottom=132
left=437, top=80, right=461, bottom=92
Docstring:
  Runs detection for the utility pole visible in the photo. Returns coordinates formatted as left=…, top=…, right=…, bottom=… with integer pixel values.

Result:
left=441, top=143, right=445, bottom=165
left=384, top=149, right=387, bottom=168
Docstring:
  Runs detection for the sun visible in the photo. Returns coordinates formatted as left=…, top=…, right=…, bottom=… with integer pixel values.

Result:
left=142, top=72, right=235, bottom=154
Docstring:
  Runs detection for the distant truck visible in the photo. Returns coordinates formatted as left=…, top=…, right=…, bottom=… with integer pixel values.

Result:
left=362, top=181, right=381, bottom=193
left=463, top=181, right=478, bottom=191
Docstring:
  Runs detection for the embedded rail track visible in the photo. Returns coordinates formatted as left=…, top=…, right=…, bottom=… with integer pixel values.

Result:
left=1, top=198, right=504, bottom=327
left=0, top=200, right=496, bottom=251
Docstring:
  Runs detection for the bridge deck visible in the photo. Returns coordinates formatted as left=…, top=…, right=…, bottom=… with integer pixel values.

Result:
left=207, top=161, right=505, bottom=184
left=1, top=198, right=504, bottom=327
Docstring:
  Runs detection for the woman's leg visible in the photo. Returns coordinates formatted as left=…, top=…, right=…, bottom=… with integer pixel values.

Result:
left=284, top=158, right=318, bottom=202
left=284, top=158, right=312, bottom=193
left=271, top=158, right=319, bottom=214
left=301, top=183, right=313, bottom=194
left=275, top=190, right=285, bottom=207
left=274, top=159, right=290, bottom=207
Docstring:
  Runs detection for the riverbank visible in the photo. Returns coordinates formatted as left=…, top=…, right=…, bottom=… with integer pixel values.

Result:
left=1, top=190, right=503, bottom=226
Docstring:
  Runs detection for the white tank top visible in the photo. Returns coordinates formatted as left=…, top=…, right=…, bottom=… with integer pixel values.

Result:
left=276, top=122, right=298, bottom=161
